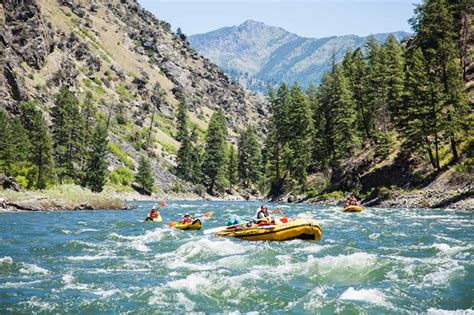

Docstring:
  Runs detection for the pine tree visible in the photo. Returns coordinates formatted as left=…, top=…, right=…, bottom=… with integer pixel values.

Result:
left=51, top=86, right=85, bottom=183
left=189, top=127, right=202, bottom=183
left=0, top=110, right=13, bottom=174
left=20, top=101, right=55, bottom=189
left=237, top=125, right=261, bottom=188
left=382, top=35, right=405, bottom=120
left=342, top=48, right=370, bottom=141
left=264, top=83, right=290, bottom=196
left=176, top=96, right=189, bottom=142
left=228, top=145, right=237, bottom=190
left=319, top=60, right=358, bottom=167
left=136, top=156, right=154, bottom=194
left=84, top=119, right=109, bottom=192
left=202, top=110, right=227, bottom=195
left=176, top=132, right=194, bottom=181
left=307, top=84, right=327, bottom=170
left=286, top=84, right=313, bottom=186
left=411, top=0, right=470, bottom=162
left=401, top=47, right=441, bottom=170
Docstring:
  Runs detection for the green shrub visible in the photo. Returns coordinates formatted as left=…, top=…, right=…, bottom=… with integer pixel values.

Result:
left=172, top=181, right=184, bottom=193
left=306, top=189, right=319, bottom=199
left=379, top=186, right=390, bottom=199
left=109, top=166, right=134, bottom=186
left=117, top=84, right=132, bottom=101
left=83, top=78, right=92, bottom=88
left=108, top=143, right=135, bottom=170
left=322, top=190, right=344, bottom=200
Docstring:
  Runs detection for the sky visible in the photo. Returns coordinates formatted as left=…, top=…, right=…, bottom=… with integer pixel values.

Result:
left=138, top=0, right=421, bottom=38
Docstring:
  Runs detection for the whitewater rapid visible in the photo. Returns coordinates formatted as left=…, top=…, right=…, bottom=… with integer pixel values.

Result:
left=0, top=201, right=472, bottom=313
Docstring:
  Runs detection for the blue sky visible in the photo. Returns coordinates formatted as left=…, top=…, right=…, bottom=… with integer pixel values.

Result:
left=138, top=0, right=421, bottom=38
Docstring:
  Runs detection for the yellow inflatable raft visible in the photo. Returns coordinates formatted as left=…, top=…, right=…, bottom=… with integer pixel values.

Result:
left=170, top=219, right=202, bottom=230
left=145, top=215, right=163, bottom=222
left=343, top=205, right=364, bottom=212
left=216, top=218, right=322, bottom=241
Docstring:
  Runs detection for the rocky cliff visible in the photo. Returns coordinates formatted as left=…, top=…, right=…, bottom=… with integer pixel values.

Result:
left=0, top=0, right=265, bottom=193
left=189, top=20, right=410, bottom=91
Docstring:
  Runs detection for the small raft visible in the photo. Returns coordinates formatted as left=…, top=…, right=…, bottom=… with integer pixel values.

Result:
left=170, top=219, right=202, bottom=230
left=145, top=215, right=163, bottom=222
left=343, top=205, right=364, bottom=212
left=216, top=218, right=322, bottom=241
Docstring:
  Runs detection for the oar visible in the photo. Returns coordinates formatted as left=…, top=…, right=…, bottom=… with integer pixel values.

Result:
left=203, top=225, right=230, bottom=235
left=167, top=221, right=178, bottom=227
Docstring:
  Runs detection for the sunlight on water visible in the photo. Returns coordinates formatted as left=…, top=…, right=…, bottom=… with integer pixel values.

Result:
left=0, top=201, right=473, bottom=313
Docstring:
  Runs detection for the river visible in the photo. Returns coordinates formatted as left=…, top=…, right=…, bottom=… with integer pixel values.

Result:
left=0, top=201, right=472, bottom=313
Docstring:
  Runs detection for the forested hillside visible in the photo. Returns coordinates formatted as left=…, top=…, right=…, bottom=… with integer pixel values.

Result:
left=0, top=0, right=264, bottom=196
left=258, top=0, right=472, bottom=207
left=178, top=0, right=473, bottom=208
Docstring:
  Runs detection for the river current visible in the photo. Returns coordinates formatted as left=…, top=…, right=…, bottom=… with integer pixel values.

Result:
left=0, top=201, right=472, bottom=313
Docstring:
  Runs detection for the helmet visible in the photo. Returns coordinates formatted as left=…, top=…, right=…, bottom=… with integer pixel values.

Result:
left=184, top=213, right=190, bottom=217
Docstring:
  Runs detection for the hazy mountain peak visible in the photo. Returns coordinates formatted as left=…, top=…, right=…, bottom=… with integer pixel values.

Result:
left=189, top=21, right=411, bottom=92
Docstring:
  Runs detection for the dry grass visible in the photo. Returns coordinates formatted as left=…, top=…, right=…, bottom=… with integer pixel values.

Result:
left=0, top=185, right=125, bottom=210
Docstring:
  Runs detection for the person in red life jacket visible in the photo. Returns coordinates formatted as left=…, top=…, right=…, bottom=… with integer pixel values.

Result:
left=181, top=213, right=193, bottom=224
left=146, top=207, right=160, bottom=221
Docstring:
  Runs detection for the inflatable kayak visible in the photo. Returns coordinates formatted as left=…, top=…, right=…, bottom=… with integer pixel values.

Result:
left=145, top=215, right=163, bottom=222
left=216, top=218, right=322, bottom=241
left=170, top=219, right=202, bottom=230
left=343, top=205, right=364, bottom=212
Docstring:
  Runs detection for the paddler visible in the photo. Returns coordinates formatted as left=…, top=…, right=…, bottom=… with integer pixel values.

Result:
left=146, top=206, right=160, bottom=221
left=256, top=205, right=280, bottom=219
left=181, top=213, right=193, bottom=224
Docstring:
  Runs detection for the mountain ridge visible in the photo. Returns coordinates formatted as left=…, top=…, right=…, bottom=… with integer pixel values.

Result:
left=189, top=20, right=411, bottom=91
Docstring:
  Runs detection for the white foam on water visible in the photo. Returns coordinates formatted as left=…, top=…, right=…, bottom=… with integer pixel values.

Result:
left=0, top=280, right=44, bottom=288
left=432, top=243, right=473, bottom=257
left=62, top=274, right=90, bottom=291
left=21, top=297, right=56, bottom=311
left=317, top=252, right=378, bottom=274
left=0, top=256, right=13, bottom=264
left=298, top=244, right=326, bottom=254
left=77, top=228, right=99, bottom=234
left=427, top=309, right=474, bottom=315
left=92, top=288, right=121, bottom=298
left=369, top=233, right=380, bottom=240
left=19, top=263, right=50, bottom=275
left=167, top=273, right=213, bottom=294
left=61, top=229, right=72, bottom=235
left=67, top=254, right=118, bottom=261
left=173, top=237, right=253, bottom=261
left=340, top=287, right=393, bottom=308
left=286, top=286, right=328, bottom=310
left=109, top=227, right=177, bottom=252
left=176, top=292, right=196, bottom=312
left=422, top=260, right=464, bottom=287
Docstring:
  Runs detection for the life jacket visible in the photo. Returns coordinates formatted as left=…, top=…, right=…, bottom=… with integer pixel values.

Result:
left=256, top=210, right=268, bottom=219
left=182, top=217, right=193, bottom=224
left=150, top=212, right=158, bottom=218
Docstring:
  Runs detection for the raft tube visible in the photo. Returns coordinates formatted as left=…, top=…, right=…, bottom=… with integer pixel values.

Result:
left=145, top=215, right=163, bottom=222
left=343, top=205, right=364, bottom=212
left=173, top=219, right=202, bottom=230
left=216, top=218, right=322, bottom=241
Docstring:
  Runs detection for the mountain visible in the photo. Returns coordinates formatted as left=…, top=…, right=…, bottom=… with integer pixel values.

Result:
left=189, top=20, right=411, bottom=91
left=0, top=0, right=265, bottom=193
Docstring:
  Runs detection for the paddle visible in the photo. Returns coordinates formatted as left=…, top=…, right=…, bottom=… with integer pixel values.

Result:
left=203, top=225, right=231, bottom=235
